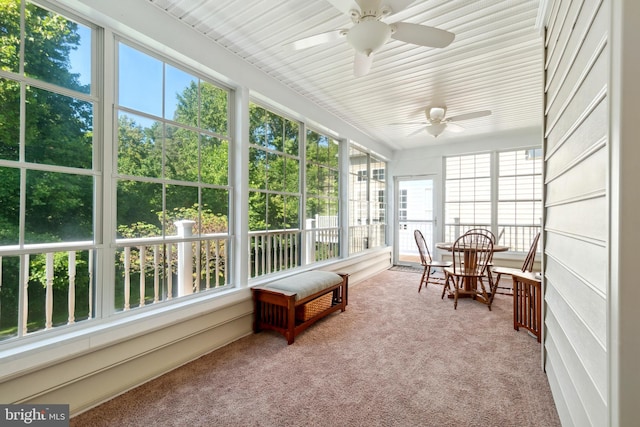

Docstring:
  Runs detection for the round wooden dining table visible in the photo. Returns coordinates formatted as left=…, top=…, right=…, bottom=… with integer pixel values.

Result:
left=436, top=242, right=509, bottom=297
left=436, top=242, right=509, bottom=253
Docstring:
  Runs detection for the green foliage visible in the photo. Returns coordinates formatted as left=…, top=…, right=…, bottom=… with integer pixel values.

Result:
left=1, top=0, right=94, bottom=246
left=117, top=221, right=162, bottom=239
left=29, top=251, right=89, bottom=290
left=175, top=80, right=228, bottom=135
left=0, top=0, right=21, bottom=72
left=162, top=204, right=228, bottom=235
left=117, top=115, right=163, bottom=178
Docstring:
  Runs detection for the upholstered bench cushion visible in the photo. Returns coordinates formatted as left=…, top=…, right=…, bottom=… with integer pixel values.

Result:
left=264, top=271, right=343, bottom=301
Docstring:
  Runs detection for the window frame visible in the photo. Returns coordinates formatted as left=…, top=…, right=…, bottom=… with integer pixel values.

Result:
left=0, top=1, right=101, bottom=340
left=348, top=145, right=387, bottom=254
left=112, top=38, right=235, bottom=311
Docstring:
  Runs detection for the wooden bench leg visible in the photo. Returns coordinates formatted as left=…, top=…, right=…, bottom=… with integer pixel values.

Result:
left=286, top=298, right=296, bottom=345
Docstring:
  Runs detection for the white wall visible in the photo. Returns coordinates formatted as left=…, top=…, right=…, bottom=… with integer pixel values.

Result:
left=391, top=127, right=542, bottom=177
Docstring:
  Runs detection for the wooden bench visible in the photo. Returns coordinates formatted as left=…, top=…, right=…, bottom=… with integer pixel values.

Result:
left=251, top=271, right=348, bottom=344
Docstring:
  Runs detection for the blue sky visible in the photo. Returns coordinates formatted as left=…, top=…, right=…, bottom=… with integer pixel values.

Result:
left=69, top=23, right=194, bottom=127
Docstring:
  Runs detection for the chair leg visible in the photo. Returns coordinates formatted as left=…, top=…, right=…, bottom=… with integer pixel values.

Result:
left=424, top=266, right=433, bottom=290
left=453, top=278, right=459, bottom=310
left=442, top=274, right=452, bottom=299
left=487, top=271, right=498, bottom=308
left=418, top=266, right=427, bottom=292
left=483, top=272, right=496, bottom=311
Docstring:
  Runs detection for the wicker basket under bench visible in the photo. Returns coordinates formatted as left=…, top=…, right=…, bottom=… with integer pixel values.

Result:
left=251, top=271, right=349, bottom=344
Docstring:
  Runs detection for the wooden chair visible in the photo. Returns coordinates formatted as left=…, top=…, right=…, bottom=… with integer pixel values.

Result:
left=464, top=228, right=496, bottom=284
left=492, top=232, right=541, bottom=295
left=442, top=232, right=496, bottom=310
left=465, top=227, right=496, bottom=243
left=414, top=230, right=452, bottom=292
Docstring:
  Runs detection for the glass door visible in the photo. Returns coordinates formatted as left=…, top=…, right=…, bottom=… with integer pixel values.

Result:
left=395, top=177, right=436, bottom=265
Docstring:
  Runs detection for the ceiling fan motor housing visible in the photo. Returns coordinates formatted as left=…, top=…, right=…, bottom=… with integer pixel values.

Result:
left=427, top=106, right=447, bottom=122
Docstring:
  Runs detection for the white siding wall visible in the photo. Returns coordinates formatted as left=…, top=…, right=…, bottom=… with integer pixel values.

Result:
left=609, top=1, right=640, bottom=426
left=542, top=0, right=609, bottom=425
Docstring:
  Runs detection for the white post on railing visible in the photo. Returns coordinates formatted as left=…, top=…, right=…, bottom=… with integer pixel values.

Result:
left=139, top=245, right=146, bottom=307
left=306, top=218, right=316, bottom=264
left=454, top=217, right=461, bottom=239
left=45, top=252, right=54, bottom=329
left=175, top=220, right=196, bottom=297
left=68, top=251, right=76, bottom=324
left=88, top=250, right=93, bottom=319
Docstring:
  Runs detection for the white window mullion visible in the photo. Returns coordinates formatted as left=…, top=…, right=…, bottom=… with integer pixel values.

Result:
left=300, top=122, right=307, bottom=266
left=491, top=151, right=499, bottom=240
left=99, top=27, right=116, bottom=319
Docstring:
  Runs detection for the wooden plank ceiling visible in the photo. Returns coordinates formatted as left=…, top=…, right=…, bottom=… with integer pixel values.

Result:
left=148, top=0, right=543, bottom=151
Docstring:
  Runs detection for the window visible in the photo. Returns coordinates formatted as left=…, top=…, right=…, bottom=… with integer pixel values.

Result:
left=306, top=130, right=340, bottom=262
left=498, top=149, right=542, bottom=251
left=444, top=153, right=491, bottom=240
left=248, top=103, right=301, bottom=277
left=369, top=156, right=386, bottom=234
left=115, top=42, right=232, bottom=310
left=348, top=146, right=386, bottom=253
left=0, top=1, right=96, bottom=339
left=398, top=189, right=408, bottom=221
left=0, top=0, right=236, bottom=342
left=444, top=149, right=542, bottom=252
left=377, top=190, right=386, bottom=222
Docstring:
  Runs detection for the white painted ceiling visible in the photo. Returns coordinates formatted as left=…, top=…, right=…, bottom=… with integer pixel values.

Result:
left=148, top=0, right=544, bottom=151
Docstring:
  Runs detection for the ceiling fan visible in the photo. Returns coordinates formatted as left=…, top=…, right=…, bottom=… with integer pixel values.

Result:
left=286, top=0, right=455, bottom=77
left=399, top=106, right=492, bottom=138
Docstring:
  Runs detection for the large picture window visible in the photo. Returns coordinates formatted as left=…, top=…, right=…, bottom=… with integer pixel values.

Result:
left=0, top=1, right=96, bottom=339
left=248, top=103, right=301, bottom=277
left=444, top=153, right=492, bottom=238
left=497, top=149, right=542, bottom=251
left=348, top=146, right=386, bottom=253
left=306, top=129, right=340, bottom=263
left=444, top=149, right=542, bottom=252
left=115, top=41, right=232, bottom=310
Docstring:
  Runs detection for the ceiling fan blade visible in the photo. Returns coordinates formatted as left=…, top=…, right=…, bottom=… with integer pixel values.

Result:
left=382, top=0, right=417, bottom=14
left=389, top=122, right=427, bottom=126
left=391, top=22, right=455, bottom=48
left=354, top=51, right=373, bottom=77
left=286, top=30, right=346, bottom=50
left=447, top=110, right=492, bottom=122
left=408, top=126, right=427, bottom=136
left=325, top=0, right=361, bottom=16
left=447, top=123, right=465, bottom=133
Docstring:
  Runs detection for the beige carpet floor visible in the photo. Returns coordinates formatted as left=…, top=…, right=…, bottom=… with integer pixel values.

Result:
left=71, top=269, right=561, bottom=427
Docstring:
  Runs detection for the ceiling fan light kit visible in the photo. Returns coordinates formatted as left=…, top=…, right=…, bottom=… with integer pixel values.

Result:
left=346, top=19, right=392, bottom=55
left=426, top=122, right=447, bottom=137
